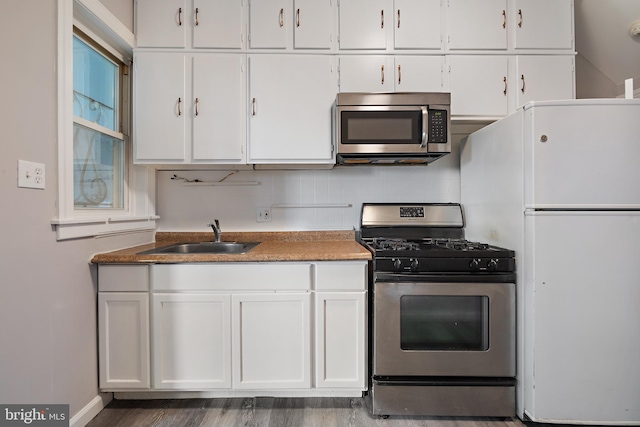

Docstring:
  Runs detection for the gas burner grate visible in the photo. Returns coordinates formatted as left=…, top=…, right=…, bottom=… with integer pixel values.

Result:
left=372, top=238, right=421, bottom=251
left=425, top=238, right=490, bottom=251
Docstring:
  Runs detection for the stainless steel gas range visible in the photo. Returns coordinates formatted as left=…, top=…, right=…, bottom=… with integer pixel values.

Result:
left=359, top=203, right=517, bottom=417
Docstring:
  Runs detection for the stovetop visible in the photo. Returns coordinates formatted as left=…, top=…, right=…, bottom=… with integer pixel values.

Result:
left=359, top=203, right=515, bottom=274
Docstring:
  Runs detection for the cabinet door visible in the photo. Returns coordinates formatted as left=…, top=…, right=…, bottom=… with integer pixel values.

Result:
left=338, top=56, right=395, bottom=92
left=394, top=0, right=441, bottom=50
left=136, top=0, right=187, bottom=48
left=193, top=0, right=244, bottom=48
left=514, top=55, right=575, bottom=109
left=395, top=56, right=444, bottom=92
left=447, top=0, right=507, bottom=50
left=293, top=0, right=332, bottom=49
left=152, top=293, right=232, bottom=389
left=192, top=55, right=245, bottom=162
left=249, top=0, right=290, bottom=49
left=513, top=0, right=573, bottom=50
left=315, top=292, right=366, bottom=388
left=339, top=0, right=388, bottom=50
left=450, top=55, right=508, bottom=117
left=98, top=292, right=150, bottom=389
left=248, top=55, right=337, bottom=163
left=232, top=293, right=311, bottom=389
left=134, top=52, right=186, bottom=162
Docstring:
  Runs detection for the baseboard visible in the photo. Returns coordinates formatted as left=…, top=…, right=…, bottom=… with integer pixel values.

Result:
left=70, top=393, right=113, bottom=427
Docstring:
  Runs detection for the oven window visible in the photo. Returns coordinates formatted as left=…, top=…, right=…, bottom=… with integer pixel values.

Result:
left=400, top=296, right=489, bottom=351
left=341, top=111, right=421, bottom=144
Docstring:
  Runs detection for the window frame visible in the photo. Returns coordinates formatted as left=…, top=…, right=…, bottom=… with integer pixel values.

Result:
left=55, top=0, right=157, bottom=240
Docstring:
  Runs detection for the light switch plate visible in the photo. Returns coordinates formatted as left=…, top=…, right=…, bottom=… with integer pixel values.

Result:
left=18, top=160, right=45, bottom=189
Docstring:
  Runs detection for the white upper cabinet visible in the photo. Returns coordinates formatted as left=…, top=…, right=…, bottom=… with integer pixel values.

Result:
left=447, top=0, right=507, bottom=50
left=393, top=0, right=442, bottom=50
left=293, top=0, right=333, bottom=49
left=513, top=55, right=575, bottom=109
left=339, top=0, right=389, bottom=50
left=248, top=0, right=289, bottom=49
left=134, top=52, right=186, bottom=161
left=193, top=0, right=244, bottom=48
left=136, top=0, right=187, bottom=48
left=511, top=0, right=574, bottom=50
left=339, top=55, right=444, bottom=92
left=136, top=0, right=244, bottom=49
left=449, top=55, right=509, bottom=117
left=248, top=0, right=332, bottom=49
left=248, top=55, right=337, bottom=164
left=192, top=54, right=245, bottom=162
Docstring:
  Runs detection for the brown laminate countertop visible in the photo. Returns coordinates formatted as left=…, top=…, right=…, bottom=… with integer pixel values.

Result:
left=91, top=231, right=372, bottom=264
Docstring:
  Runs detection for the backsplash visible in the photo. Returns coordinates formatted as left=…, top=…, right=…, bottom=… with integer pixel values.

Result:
left=156, top=138, right=462, bottom=232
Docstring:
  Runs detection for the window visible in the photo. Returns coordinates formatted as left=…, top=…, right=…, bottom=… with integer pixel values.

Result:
left=54, top=0, right=155, bottom=240
left=73, top=32, right=126, bottom=210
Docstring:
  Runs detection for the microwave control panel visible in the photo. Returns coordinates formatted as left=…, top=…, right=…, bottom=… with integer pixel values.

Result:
left=428, top=109, right=448, bottom=143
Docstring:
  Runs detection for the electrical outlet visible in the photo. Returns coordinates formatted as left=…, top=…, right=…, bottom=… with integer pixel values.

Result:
left=18, top=160, right=45, bottom=190
left=257, top=208, right=271, bottom=222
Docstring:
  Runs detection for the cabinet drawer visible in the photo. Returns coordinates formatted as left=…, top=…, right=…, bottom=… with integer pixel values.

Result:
left=98, top=265, right=149, bottom=292
left=314, top=261, right=367, bottom=291
left=151, top=263, right=312, bottom=291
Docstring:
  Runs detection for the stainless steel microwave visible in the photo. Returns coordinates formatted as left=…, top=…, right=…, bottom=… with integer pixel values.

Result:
left=335, top=92, right=451, bottom=165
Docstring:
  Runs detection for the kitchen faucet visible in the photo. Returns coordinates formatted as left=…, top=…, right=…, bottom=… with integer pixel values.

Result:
left=206, top=220, right=221, bottom=242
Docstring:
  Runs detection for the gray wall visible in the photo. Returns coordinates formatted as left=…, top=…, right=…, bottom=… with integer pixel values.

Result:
left=0, top=0, right=146, bottom=421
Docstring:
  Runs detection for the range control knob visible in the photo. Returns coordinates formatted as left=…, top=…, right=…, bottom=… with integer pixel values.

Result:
left=393, top=258, right=402, bottom=270
left=469, top=258, right=481, bottom=271
left=410, top=259, right=419, bottom=272
left=487, top=259, right=498, bottom=271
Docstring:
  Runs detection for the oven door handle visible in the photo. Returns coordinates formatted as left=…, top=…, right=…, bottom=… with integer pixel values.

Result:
left=420, top=106, right=428, bottom=148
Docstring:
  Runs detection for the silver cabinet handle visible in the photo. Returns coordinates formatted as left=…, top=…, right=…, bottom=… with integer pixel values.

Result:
left=397, top=9, right=400, bottom=28
left=178, top=7, right=182, bottom=26
left=195, top=98, right=199, bottom=116
left=420, top=107, right=428, bottom=148
left=296, top=8, right=300, bottom=27
left=381, top=10, right=384, bottom=29
left=381, top=65, right=385, bottom=85
left=521, top=74, right=526, bottom=93
left=518, top=9, right=523, bottom=28
left=279, top=8, right=284, bottom=27
left=195, top=7, right=199, bottom=26
left=503, top=77, right=507, bottom=95
left=177, top=97, right=182, bottom=116
left=398, top=65, right=401, bottom=85
left=252, top=98, right=257, bottom=116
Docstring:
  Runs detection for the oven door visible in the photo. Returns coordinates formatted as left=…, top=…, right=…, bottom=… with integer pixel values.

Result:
left=373, top=280, right=515, bottom=378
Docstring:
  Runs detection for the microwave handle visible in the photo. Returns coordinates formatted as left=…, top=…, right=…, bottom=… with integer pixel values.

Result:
left=420, top=106, right=428, bottom=148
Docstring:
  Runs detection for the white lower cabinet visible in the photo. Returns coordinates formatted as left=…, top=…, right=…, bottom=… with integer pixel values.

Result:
left=314, top=292, right=366, bottom=388
left=152, top=293, right=232, bottom=389
left=98, top=265, right=150, bottom=390
left=98, top=261, right=367, bottom=394
left=232, top=292, right=311, bottom=389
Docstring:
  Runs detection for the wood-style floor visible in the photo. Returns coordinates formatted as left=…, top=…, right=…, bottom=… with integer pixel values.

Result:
left=86, top=397, right=529, bottom=427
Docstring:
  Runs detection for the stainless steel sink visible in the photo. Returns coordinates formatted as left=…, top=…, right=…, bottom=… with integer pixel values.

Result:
left=138, top=241, right=260, bottom=255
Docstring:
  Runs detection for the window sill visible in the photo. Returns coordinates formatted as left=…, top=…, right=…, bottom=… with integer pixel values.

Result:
left=51, top=216, right=158, bottom=240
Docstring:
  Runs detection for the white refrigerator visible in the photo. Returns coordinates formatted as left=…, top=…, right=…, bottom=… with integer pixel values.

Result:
left=460, top=99, right=640, bottom=425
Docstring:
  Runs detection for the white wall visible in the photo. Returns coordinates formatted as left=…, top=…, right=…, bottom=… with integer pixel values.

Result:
left=0, top=0, right=149, bottom=423
left=156, top=137, right=463, bottom=232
